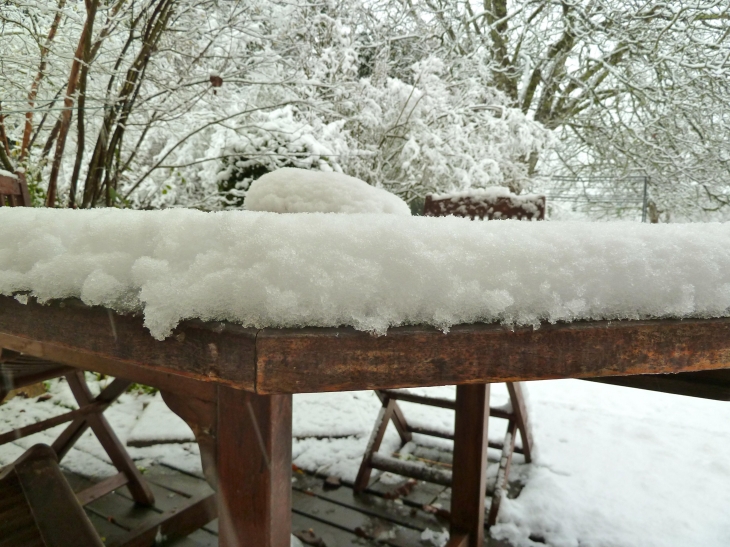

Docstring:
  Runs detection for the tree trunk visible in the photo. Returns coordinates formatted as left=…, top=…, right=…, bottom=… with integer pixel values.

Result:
left=20, top=0, right=67, bottom=163
left=46, top=0, right=99, bottom=207
left=81, top=0, right=175, bottom=207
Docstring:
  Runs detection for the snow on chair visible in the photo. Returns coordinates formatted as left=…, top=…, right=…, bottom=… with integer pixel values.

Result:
left=355, top=187, right=542, bottom=527
left=423, top=187, right=546, bottom=221
left=0, top=171, right=154, bottom=507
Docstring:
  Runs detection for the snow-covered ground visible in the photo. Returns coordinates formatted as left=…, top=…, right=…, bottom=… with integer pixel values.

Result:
left=2, top=376, right=729, bottom=547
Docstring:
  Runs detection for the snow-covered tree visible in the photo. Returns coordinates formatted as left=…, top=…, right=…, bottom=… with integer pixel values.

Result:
left=0, top=0, right=551, bottom=209
left=370, top=0, right=730, bottom=219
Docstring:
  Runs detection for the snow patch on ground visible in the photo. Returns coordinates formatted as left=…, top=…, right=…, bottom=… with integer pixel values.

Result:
left=127, top=393, right=195, bottom=446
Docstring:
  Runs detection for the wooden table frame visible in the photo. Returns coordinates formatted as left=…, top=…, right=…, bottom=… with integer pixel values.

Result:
left=2, top=295, right=730, bottom=547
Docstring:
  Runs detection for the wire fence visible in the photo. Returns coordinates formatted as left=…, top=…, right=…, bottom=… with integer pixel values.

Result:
left=538, top=175, right=650, bottom=222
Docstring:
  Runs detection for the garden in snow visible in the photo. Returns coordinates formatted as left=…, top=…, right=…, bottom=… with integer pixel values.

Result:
left=2, top=169, right=730, bottom=546
left=2, top=1, right=730, bottom=545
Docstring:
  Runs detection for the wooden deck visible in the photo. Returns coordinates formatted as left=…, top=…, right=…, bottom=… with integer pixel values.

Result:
left=64, top=444, right=519, bottom=547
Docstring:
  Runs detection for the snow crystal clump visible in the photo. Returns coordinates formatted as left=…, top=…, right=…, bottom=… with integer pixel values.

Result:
left=244, top=167, right=411, bottom=216
left=1, top=208, right=730, bottom=340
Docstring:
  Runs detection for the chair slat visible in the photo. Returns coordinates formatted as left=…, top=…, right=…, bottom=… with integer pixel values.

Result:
left=0, top=468, right=45, bottom=547
left=0, top=444, right=105, bottom=547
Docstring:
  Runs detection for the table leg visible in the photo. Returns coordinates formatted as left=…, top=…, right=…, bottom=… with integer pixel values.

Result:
left=450, top=383, right=490, bottom=547
left=217, top=386, right=292, bottom=547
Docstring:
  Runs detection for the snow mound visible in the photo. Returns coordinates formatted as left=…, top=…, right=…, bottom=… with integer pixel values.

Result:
left=1, top=208, right=730, bottom=340
left=244, top=168, right=411, bottom=216
left=0, top=169, right=17, bottom=179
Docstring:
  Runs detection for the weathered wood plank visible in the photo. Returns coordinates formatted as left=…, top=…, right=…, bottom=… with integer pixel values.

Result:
left=291, top=512, right=364, bottom=547
left=292, top=489, right=423, bottom=547
left=4, top=295, right=730, bottom=397
left=0, top=296, right=256, bottom=398
left=292, top=473, right=444, bottom=532
left=86, top=511, right=130, bottom=545
left=255, top=319, right=730, bottom=393
left=67, top=468, right=218, bottom=545
left=109, top=493, right=216, bottom=547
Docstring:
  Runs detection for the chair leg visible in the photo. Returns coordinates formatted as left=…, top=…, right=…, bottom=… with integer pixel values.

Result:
left=487, top=419, right=517, bottom=527
left=506, top=382, right=533, bottom=464
left=52, top=377, right=130, bottom=459
left=63, top=371, right=155, bottom=506
left=356, top=385, right=533, bottom=532
left=354, top=396, right=397, bottom=493
left=375, top=390, right=412, bottom=444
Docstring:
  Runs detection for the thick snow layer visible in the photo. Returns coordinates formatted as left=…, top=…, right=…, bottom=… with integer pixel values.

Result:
left=244, top=168, right=411, bottom=215
left=1, top=208, right=730, bottom=339
left=0, top=169, right=17, bottom=179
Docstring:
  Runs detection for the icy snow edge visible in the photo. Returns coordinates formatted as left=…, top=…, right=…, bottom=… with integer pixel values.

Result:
left=1, top=208, right=730, bottom=340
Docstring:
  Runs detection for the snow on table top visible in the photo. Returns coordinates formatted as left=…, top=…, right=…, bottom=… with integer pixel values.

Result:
left=1, top=208, right=730, bottom=340
left=0, top=169, right=17, bottom=179
left=244, top=168, right=411, bottom=216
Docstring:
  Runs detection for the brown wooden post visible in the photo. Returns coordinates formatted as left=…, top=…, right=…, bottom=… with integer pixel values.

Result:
left=450, top=383, right=490, bottom=547
left=217, top=386, right=292, bottom=547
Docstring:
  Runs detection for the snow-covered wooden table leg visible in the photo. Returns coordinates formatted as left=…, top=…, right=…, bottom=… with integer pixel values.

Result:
left=448, top=384, right=491, bottom=547
left=217, top=386, right=292, bottom=547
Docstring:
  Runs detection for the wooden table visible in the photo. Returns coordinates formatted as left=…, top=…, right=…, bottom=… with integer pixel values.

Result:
left=1, top=295, right=729, bottom=547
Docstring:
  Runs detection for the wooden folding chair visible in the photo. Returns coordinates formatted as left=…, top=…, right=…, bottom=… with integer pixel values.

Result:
left=355, top=189, right=543, bottom=526
left=0, top=353, right=154, bottom=506
left=0, top=443, right=105, bottom=547
left=354, top=385, right=533, bottom=526
left=0, top=171, right=154, bottom=507
left=0, top=170, right=32, bottom=206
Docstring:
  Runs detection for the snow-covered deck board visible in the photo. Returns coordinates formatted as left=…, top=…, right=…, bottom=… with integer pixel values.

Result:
left=1, top=295, right=730, bottom=395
